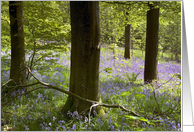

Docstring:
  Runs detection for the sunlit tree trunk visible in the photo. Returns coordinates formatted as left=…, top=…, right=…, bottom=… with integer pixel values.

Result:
left=124, top=24, right=131, bottom=59
left=9, top=1, right=26, bottom=84
left=144, top=7, right=159, bottom=84
left=61, top=1, right=105, bottom=116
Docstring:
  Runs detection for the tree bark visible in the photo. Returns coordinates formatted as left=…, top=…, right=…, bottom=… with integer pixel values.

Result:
left=144, top=8, right=159, bottom=84
left=124, top=24, right=131, bottom=59
left=9, top=1, right=26, bottom=84
left=61, top=1, right=105, bottom=116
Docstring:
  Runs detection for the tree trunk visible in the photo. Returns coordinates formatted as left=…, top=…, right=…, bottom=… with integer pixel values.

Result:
left=124, top=24, right=131, bottom=59
left=131, top=38, right=133, bottom=57
left=61, top=1, right=105, bottom=117
left=144, top=8, right=159, bottom=84
left=9, top=1, right=26, bottom=84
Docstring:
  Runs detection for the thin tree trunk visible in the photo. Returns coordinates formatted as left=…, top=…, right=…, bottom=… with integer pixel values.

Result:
left=131, top=38, right=133, bottom=57
left=124, top=24, right=131, bottom=59
left=9, top=1, right=26, bottom=85
left=61, top=1, right=105, bottom=117
left=144, top=7, right=159, bottom=84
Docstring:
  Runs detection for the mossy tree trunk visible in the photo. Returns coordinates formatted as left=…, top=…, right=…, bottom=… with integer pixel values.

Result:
left=61, top=1, right=105, bottom=117
left=144, top=6, right=159, bottom=84
left=9, top=1, right=26, bottom=85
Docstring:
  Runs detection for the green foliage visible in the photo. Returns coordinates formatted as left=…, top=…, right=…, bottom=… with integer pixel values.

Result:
left=103, top=68, right=112, bottom=74
left=126, top=72, right=140, bottom=84
left=1, top=1, right=11, bottom=49
left=23, top=1, right=71, bottom=49
left=99, top=1, right=181, bottom=62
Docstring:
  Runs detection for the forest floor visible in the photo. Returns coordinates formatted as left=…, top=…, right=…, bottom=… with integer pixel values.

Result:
left=1, top=46, right=181, bottom=131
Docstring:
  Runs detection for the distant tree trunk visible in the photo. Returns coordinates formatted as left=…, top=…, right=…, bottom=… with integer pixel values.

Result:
left=171, top=52, right=174, bottom=60
left=162, top=51, right=164, bottom=59
left=124, top=24, right=131, bottom=59
left=131, top=38, right=133, bottom=57
left=144, top=7, right=159, bottom=84
left=9, top=1, right=26, bottom=85
left=61, top=1, right=105, bottom=117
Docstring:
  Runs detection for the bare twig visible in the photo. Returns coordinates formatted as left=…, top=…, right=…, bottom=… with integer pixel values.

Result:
left=88, top=103, right=99, bottom=125
left=152, top=76, right=176, bottom=114
left=1, top=79, right=14, bottom=89
left=1, top=82, right=39, bottom=101
left=154, top=77, right=174, bottom=90
left=1, top=86, right=48, bottom=107
left=27, top=41, right=37, bottom=80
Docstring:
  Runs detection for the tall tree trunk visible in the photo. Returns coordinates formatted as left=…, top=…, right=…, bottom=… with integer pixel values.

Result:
left=124, top=24, right=131, bottom=59
left=144, top=7, right=159, bottom=84
left=9, top=1, right=26, bottom=85
left=61, top=1, right=105, bottom=117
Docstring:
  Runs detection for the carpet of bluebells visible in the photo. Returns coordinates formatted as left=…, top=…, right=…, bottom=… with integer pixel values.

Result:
left=1, top=46, right=181, bottom=131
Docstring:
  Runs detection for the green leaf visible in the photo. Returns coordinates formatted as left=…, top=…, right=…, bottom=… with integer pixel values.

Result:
left=114, top=122, right=118, bottom=127
left=147, top=120, right=155, bottom=125
left=125, top=115, right=139, bottom=120
left=151, top=119, right=163, bottom=123
left=134, top=94, right=146, bottom=100
left=139, top=117, right=148, bottom=122
left=120, top=91, right=131, bottom=96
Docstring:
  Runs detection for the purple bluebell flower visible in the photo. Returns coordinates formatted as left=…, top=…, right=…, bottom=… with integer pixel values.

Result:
left=110, top=125, right=114, bottom=131
left=53, top=116, right=56, bottom=122
left=108, top=116, right=112, bottom=124
left=24, top=126, right=29, bottom=130
left=72, top=111, right=78, bottom=117
left=85, top=117, right=88, bottom=122
left=45, top=127, right=51, bottom=131
left=26, top=115, right=32, bottom=120
left=37, top=93, right=43, bottom=98
left=62, top=126, right=66, bottom=130
left=70, top=124, right=76, bottom=131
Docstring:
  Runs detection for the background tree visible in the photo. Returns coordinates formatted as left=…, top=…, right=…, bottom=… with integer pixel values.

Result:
left=9, top=1, right=26, bottom=85
left=61, top=1, right=105, bottom=116
left=144, top=2, right=159, bottom=84
left=124, top=8, right=131, bottom=59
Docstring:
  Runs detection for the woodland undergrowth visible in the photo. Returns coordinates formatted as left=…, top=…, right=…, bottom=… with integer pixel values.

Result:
left=1, top=47, right=181, bottom=131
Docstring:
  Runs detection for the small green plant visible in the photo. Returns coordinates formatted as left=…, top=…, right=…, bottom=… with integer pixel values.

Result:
left=126, top=72, right=140, bottom=84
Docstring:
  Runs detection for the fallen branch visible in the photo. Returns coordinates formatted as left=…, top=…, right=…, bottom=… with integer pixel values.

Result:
left=2, top=67, right=140, bottom=118
left=29, top=67, right=140, bottom=116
